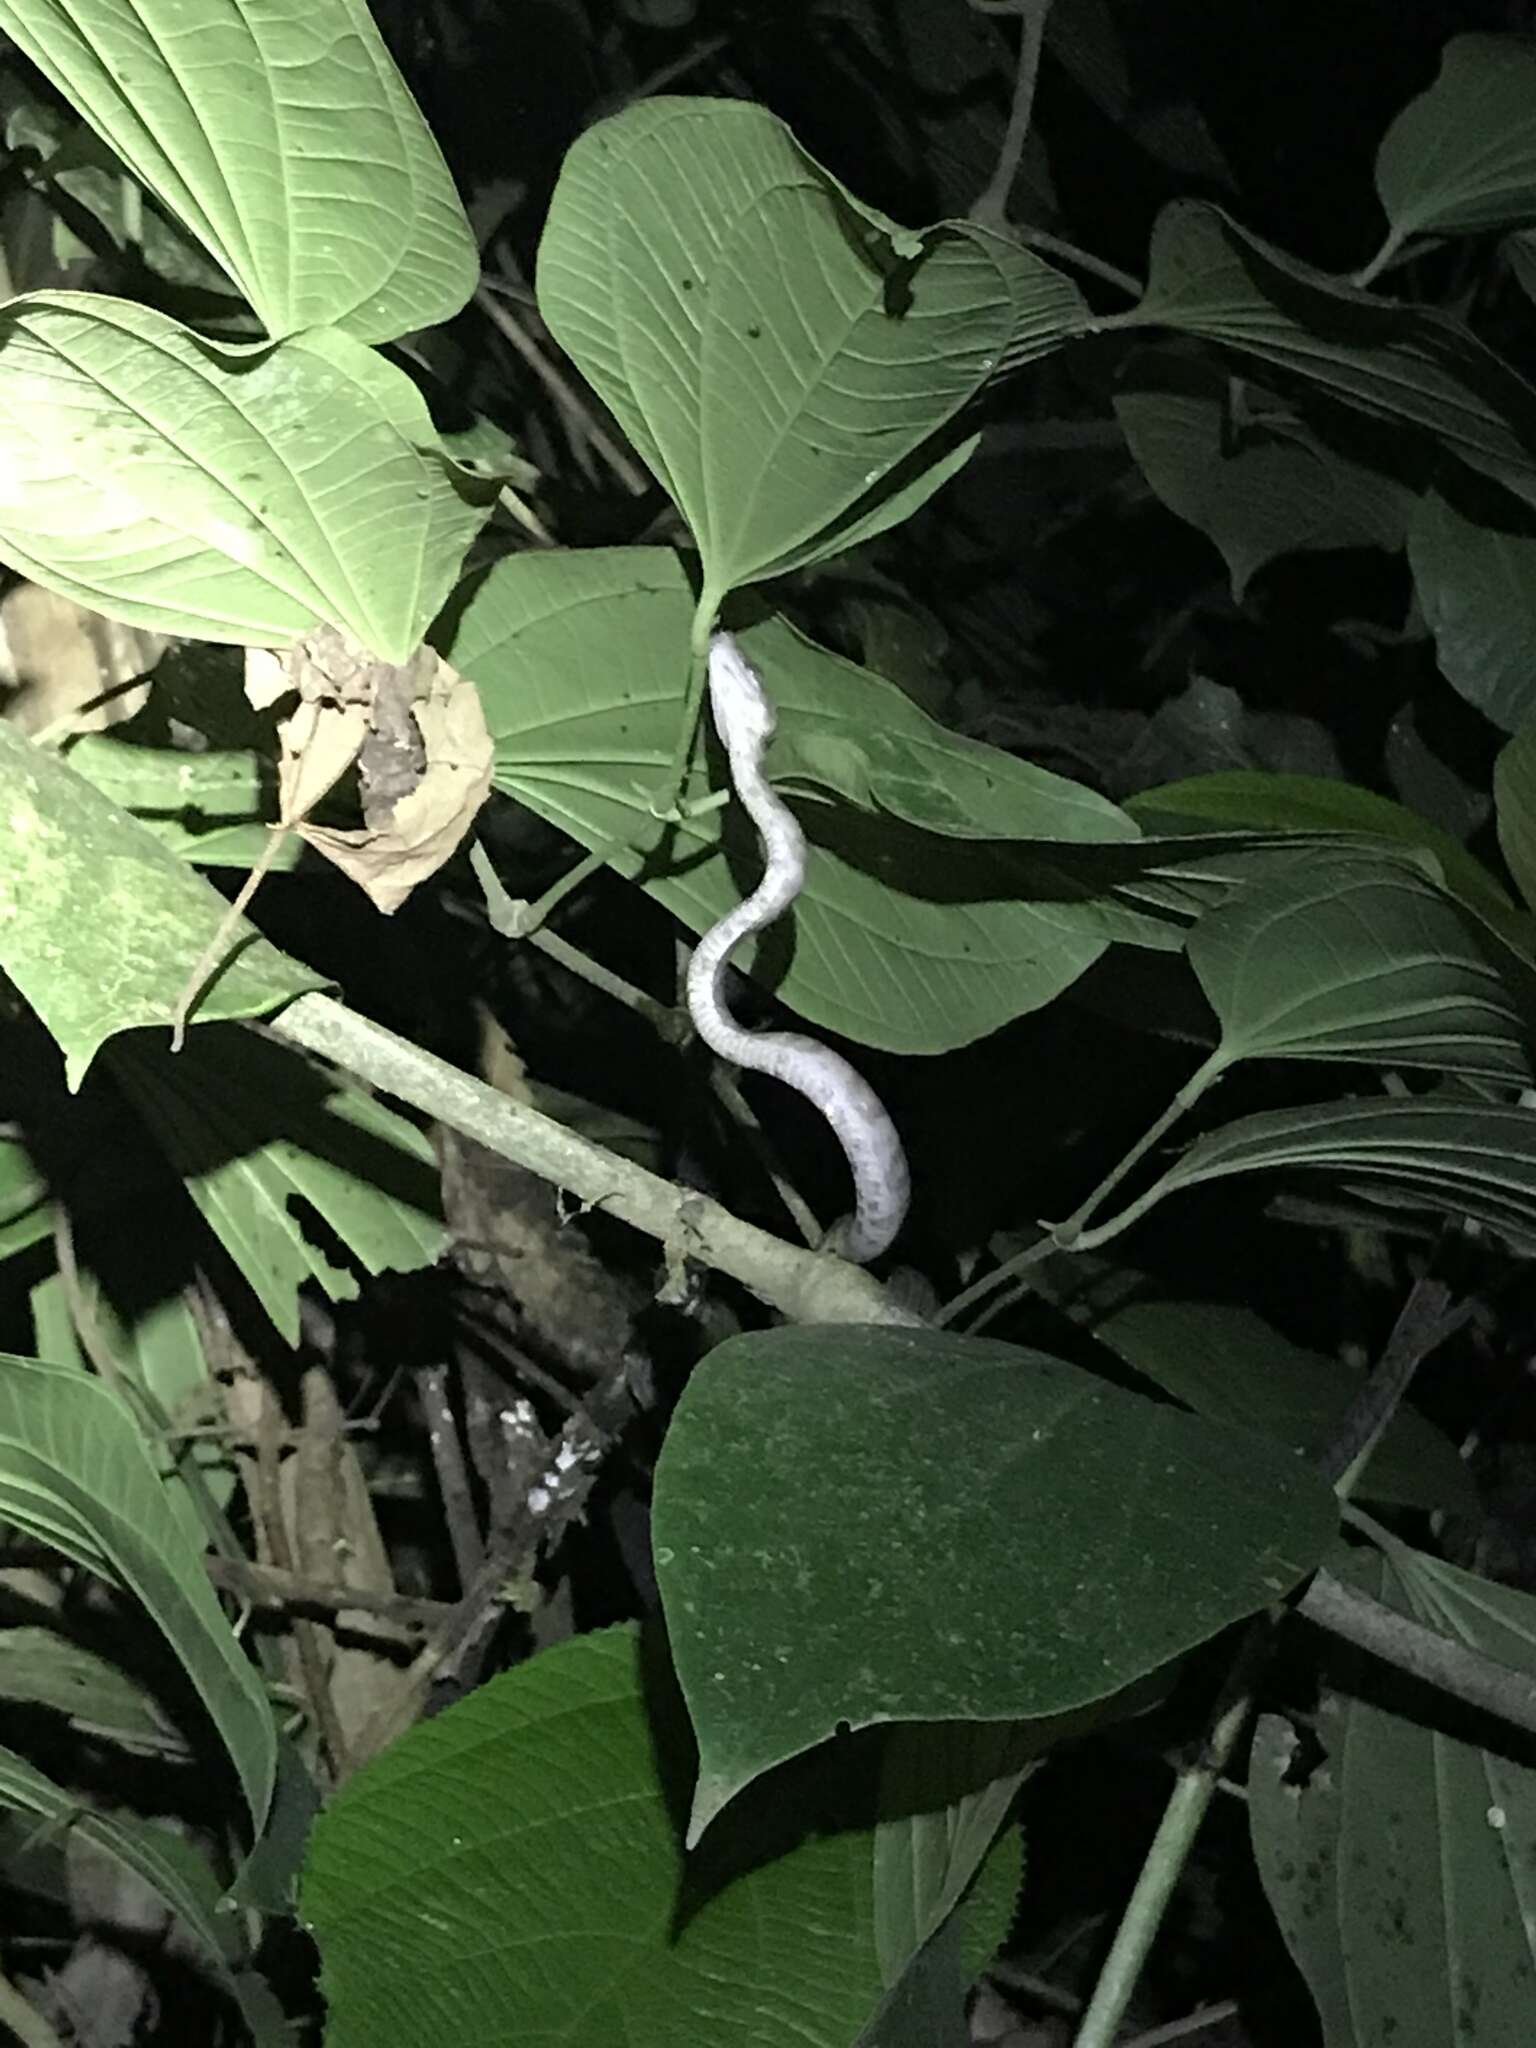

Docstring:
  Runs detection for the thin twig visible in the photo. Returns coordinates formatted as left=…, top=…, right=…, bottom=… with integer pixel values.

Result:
left=970, top=0, right=1055, bottom=230
left=476, top=282, right=649, bottom=495
left=0, top=1970, right=66, bottom=2048
left=204, top=1557, right=452, bottom=1630
left=1120, top=2001, right=1240, bottom=2048
left=1316, top=1275, right=1469, bottom=1491
left=1297, top=1570, right=1536, bottom=1741
left=418, top=1364, right=483, bottom=1593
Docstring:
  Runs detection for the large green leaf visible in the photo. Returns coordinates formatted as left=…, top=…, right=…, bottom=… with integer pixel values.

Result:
left=0, top=1354, right=275, bottom=1832
left=1375, top=35, right=1536, bottom=254
left=109, top=1026, right=446, bottom=1346
left=1095, top=1301, right=1477, bottom=1517
left=447, top=546, right=1140, bottom=1052
left=651, top=1326, right=1337, bottom=1839
left=1251, top=1540, right=1536, bottom=2048
left=0, top=295, right=492, bottom=657
left=1186, top=851, right=1530, bottom=1083
left=1408, top=490, right=1536, bottom=734
left=0, top=0, right=475, bottom=343
left=300, top=1626, right=1019, bottom=2048
left=536, top=96, right=1088, bottom=603
left=1131, top=201, right=1536, bottom=508
left=0, top=719, right=320, bottom=1086
left=1137, top=1097, right=1536, bottom=1251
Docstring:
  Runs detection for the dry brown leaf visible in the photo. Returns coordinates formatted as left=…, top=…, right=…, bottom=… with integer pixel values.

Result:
left=298, top=645, right=493, bottom=914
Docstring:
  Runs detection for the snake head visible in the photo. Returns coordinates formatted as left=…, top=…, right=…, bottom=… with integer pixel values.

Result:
left=707, top=631, right=776, bottom=748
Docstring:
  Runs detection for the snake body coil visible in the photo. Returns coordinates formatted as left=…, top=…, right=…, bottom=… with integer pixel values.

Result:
left=685, top=632, right=910, bottom=1263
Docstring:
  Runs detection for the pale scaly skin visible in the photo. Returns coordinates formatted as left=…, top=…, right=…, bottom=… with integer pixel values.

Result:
left=685, top=632, right=911, bottom=1262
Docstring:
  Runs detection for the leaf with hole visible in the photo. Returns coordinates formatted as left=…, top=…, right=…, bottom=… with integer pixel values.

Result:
left=109, top=1026, right=446, bottom=1346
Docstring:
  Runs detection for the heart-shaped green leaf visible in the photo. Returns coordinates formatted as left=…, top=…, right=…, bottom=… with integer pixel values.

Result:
left=1376, top=35, right=1536, bottom=255
left=447, top=546, right=1138, bottom=1052
left=537, top=96, right=1087, bottom=603
left=0, top=295, right=493, bottom=658
left=1187, top=850, right=1530, bottom=1082
left=1114, top=354, right=1410, bottom=601
left=652, top=1326, right=1336, bottom=1838
left=0, top=0, right=476, bottom=342
left=1132, top=200, right=1536, bottom=508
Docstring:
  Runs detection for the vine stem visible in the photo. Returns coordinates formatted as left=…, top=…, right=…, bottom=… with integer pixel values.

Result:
left=938, top=1052, right=1226, bottom=1327
left=1071, top=1622, right=1274, bottom=2048
left=970, top=0, right=1055, bottom=231
left=269, top=992, right=924, bottom=1330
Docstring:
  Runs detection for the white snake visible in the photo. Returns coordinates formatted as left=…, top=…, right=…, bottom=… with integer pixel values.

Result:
left=685, top=632, right=911, bottom=1263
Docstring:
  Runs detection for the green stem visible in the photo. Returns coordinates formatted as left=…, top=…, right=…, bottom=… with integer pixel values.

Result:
left=657, top=600, right=717, bottom=814
left=970, top=0, right=1055, bottom=230
left=1071, top=1622, right=1272, bottom=2048
left=938, top=1053, right=1224, bottom=1327
left=1011, top=226, right=1143, bottom=299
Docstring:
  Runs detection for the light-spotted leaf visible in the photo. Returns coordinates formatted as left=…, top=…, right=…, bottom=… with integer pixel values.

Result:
left=652, top=1327, right=1336, bottom=1839
left=0, top=0, right=476, bottom=343
left=1251, top=1540, right=1536, bottom=2048
left=0, top=296, right=493, bottom=658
